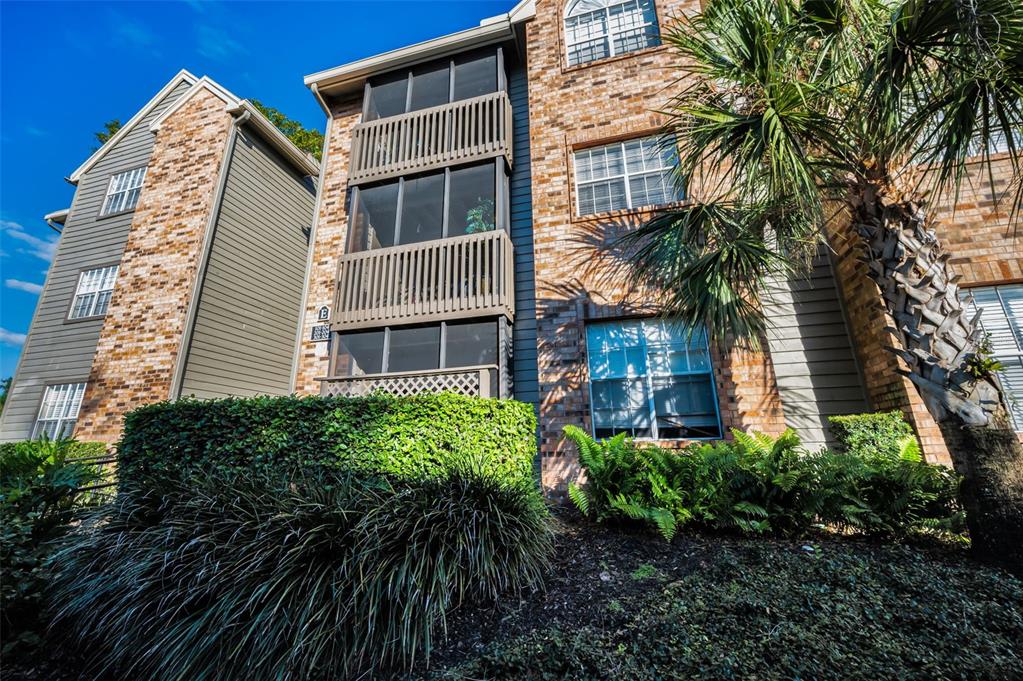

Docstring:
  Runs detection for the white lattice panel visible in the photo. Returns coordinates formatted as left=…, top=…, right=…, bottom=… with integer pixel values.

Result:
left=320, top=368, right=486, bottom=398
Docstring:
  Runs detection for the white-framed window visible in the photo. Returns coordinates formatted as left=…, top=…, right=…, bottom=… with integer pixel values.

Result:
left=33, top=382, right=87, bottom=440
left=586, top=319, right=721, bottom=440
left=100, top=166, right=147, bottom=216
left=573, top=136, right=680, bottom=216
left=69, top=265, right=119, bottom=320
left=963, top=283, right=1023, bottom=429
left=565, top=0, right=660, bottom=67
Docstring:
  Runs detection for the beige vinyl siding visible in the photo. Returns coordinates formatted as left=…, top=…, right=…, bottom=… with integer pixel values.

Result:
left=763, top=247, right=869, bottom=450
left=0, top=80, right=192, bottom=441
left=177, top=126, right=315, bottom=399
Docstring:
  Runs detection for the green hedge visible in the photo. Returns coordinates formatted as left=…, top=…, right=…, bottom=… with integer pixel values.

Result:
left=829, top=410, right=918, bottom=459
left=0, top=439, right=106, bottom=461
left=118, top=393, right=537, bottom=488
left=1, top=438, right=104, bottom=662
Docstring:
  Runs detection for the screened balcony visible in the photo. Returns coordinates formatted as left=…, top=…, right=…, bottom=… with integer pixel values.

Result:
left=348, top=91, right=513, bottom=185
left=333, top=229, right=515, bottom=330
left=318, top=318, right=510, bottom=399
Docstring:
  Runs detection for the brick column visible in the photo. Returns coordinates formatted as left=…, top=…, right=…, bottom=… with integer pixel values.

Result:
left=293, top=95, right=362, bottom=395
left=75, top=88, right=233, bottom=443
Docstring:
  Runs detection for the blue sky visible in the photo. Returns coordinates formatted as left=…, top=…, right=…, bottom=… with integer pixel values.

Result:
left=0, top=0, right=511, bottom=378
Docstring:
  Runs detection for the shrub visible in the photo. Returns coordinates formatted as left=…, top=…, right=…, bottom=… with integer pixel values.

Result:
left=118, top=393, right=537, bottom=489
left=0, top=438, right=104, bottom=660
left=47, top=465, right=553, bottom=680
left=564, top=425, right=962, bottom=540
left=441, top=543, right=1023, bottom=680
left=829, top=410, right=919, bottom=459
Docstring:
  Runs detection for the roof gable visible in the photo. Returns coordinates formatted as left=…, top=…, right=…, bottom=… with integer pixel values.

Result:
left=148, top=76, right=319, bottom=177
left=148, top=76, right=241, bottom=132
left=68, top=69, right=198, bottom=183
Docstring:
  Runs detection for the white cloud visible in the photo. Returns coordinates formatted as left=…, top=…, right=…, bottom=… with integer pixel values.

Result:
left=109, top=10, right=157, bottom=47
left=0, top=328, right=27, bottom=346
left=5, top=279, right=43, bottom=295
left=196, top=24, right=247, bottom=60
left=1, top=220, right=59, bottom=262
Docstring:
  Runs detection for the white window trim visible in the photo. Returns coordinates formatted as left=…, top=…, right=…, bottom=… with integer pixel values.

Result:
left=32, top=382, right=87, bottom=440
left=573, top=136, right=679, bottom=216
left=585, top=319, right=722, bottom=441
left=100, top=166, right=147, bottom=216
left=68, top=265, right=120, bottom=320
left=564, top=0, right=659, bottom=66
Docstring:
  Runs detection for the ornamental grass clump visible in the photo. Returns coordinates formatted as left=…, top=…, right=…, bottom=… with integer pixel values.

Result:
left=46, top=465, right=552, bottom=680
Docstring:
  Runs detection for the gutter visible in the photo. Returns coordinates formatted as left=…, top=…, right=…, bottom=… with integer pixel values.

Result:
left=303, top=2, right=533, bottom=97
left=43, top=208, right=69, bottom=234
left=226, top=100, right=320, bottom=177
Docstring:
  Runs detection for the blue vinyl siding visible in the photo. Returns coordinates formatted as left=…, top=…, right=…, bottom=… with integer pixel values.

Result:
left=507, top=61, right=539, bottom=408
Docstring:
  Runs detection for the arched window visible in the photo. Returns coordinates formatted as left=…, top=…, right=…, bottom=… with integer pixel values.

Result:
left=564, top=0, right=660, bottom=66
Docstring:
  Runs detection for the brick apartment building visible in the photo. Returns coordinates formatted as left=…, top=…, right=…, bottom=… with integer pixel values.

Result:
left=4, top=1, right=1019, bottom=497
left=0, top=72, right=319, bottom=443
left=294, top=0, right=1020, bottom=494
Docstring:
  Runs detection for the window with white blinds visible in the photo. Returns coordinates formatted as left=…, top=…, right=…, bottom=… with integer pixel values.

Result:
left=586, top=319, right=721, bottom=440
left=963, top=284, right=1023, bottom=429
left=33, top=383, right=87, bottom=440
left=69, top=265, right=119, bottom=319
left=573, top=136, right=680, bottom=216
left=100, top=166, right=147, bottom=216
left=564, top=0, right=660, bottom=66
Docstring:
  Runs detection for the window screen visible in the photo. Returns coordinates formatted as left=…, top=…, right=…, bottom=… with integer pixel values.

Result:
left=963, top=284, right=1023, bottom=429
left=587, top=319, right=720, bottom=439
left=33, top=383, right=87, bottom=440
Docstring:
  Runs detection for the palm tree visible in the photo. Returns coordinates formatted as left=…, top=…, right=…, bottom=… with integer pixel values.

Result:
left=609, top=0, right=1022, bottom=563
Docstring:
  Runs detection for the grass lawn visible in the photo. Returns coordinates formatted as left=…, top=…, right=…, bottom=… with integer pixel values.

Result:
left=421, top=514, right=1023, bottom=681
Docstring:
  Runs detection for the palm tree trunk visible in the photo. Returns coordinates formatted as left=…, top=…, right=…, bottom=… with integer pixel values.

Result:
left=851, top=178, right=1023, bottom=571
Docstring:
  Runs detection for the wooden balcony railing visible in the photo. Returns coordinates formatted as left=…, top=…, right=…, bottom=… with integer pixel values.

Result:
left=318, top=365, right=496, bottom=399
left=333, top=229, right=515, bottom=330
left=348, top=91, right=513, bottom=185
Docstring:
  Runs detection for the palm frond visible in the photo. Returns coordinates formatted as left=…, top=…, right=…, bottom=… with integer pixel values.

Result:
left=866, top=0, right=1023, bottom=212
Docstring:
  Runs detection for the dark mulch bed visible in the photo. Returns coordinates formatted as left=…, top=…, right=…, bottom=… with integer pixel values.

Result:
left=415, top=512, right=1022, bottom=680
left=413, top=510, right=982, bottom=677
left=416, top=508, right=726, bottom=673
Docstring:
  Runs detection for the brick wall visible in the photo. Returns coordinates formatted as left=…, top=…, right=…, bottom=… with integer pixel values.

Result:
left=932, top=153, right=1022, bottom=287
left=525, top=0, right=787, bottom=495
left=74, top=88, right=233, bottom=443
left=292, top=95, right=363, bottom=395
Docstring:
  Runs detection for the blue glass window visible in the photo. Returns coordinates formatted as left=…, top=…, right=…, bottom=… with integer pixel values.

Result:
left=586, top=319, right=721, bottom=439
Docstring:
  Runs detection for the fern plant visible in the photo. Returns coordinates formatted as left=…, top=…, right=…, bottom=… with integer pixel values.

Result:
left=564, top=421, right=962, bottom=542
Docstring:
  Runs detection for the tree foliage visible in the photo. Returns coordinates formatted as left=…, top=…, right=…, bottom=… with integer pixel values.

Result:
left=92, top=120, right=122, bottom=150
left=251, top=99, right=324, bottom=160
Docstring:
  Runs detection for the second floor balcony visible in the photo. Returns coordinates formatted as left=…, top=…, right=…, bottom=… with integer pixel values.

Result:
left=348, top=91, right=513, bottom=185
left=333, top=228, right=515, bottom=331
